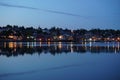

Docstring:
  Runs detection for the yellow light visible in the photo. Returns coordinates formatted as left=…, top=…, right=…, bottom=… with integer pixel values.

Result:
left=9, top=35, right=14, bottom=39
left=59, top=35, right=63, bottom=39
left=9, top=42, right=14, bottom=48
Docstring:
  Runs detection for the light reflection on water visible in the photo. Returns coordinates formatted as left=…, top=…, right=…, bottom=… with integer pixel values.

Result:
left=0, top=42, right=120, bottom=57
left=0, top=42, right=120, bottom=80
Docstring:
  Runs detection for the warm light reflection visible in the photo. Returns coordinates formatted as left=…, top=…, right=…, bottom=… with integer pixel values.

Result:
left=19, top=42, right=23, bottom=48
left=70, top=42, right=73, bottom=52
left=8, top=42, right=17, bottom=48
left=9, top=42, right=13, bottom=48
left=0, top=42, right=120, bottom=57
left=58, top=42, right=62, bottom=49
left=4, top=42, right=7, bottom=48
left=14, top=48, right=16, bottom=52
left=40, top=42, right=42, bottom=47
left=39, top=38, right=42, bottom=41
left=14, top=42, right=17, bottom=48
left=48, top=38, right=50, bottom=41
left=47, top=42, right=51, bottom=47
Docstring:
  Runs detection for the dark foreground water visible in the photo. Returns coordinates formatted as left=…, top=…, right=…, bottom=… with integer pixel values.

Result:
left=0, top=42, right=120, bottom=80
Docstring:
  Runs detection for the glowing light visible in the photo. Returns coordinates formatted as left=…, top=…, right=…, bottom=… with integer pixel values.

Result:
left=58, top=42, right=62, bottom=49
left=47, top=42, right=51, bottom=47
left=9, top=42, right=13, bottom=48
left=39, top=38, right=42, bottom=41
left=112, top=38, right=115, bottom=41
left=89, top=38, right=92, bottom=41
left=27, top=36, right=29, bottom=39
left=117, top=37, right=120, bottom=41
left=13, top=36, right=17, bottom=40
left=70, top=42, right=73, bottom=52
left=8, top=42, right=16, bottom=48
left=48, top=38, right=50, bottom=41
left=31, top=36, right=34, bottom=39
left=107, top=38, right=110, bottom=40
left=89, top=42, right=92, bottom=50
left=9, top=35, right=14, bottom=39
left=27, top=42, right=30, bottom=48
left=14, top=42, right=17, bottom=48
left=59, top=35, right=63, bottom=39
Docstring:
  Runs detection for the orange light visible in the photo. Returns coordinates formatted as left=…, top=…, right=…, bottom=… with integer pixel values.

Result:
left=9, top=42, right=14, bottom=48
left=48, top=38, right=50, bottom=41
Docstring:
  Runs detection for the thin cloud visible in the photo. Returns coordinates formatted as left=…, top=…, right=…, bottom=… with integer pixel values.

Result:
left=0, top=2, right=81, bottom=17
left=0, top=2, right=39, bottom=10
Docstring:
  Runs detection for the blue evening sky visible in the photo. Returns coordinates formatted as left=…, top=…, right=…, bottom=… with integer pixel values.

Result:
left=0, top=0, right=120, bottom=29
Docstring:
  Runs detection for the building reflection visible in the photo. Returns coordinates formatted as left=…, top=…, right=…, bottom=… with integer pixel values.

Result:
left=0, top=42, right=120, bottom=57
left=8, top=42, right=17, bottom=49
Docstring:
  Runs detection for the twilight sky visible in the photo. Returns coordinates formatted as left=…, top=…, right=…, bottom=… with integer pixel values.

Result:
left=0, top=0, right=120, bottom=29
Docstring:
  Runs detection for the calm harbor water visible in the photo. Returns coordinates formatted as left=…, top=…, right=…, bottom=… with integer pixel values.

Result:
left=0, top=42, right=120, bottom=80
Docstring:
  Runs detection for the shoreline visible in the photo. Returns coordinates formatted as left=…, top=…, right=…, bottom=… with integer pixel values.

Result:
left=0, top=40, right=120, bottom=42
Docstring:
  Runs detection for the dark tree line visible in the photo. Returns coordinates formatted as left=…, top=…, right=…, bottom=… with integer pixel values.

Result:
left=0, top=25, right=120, bottom=41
